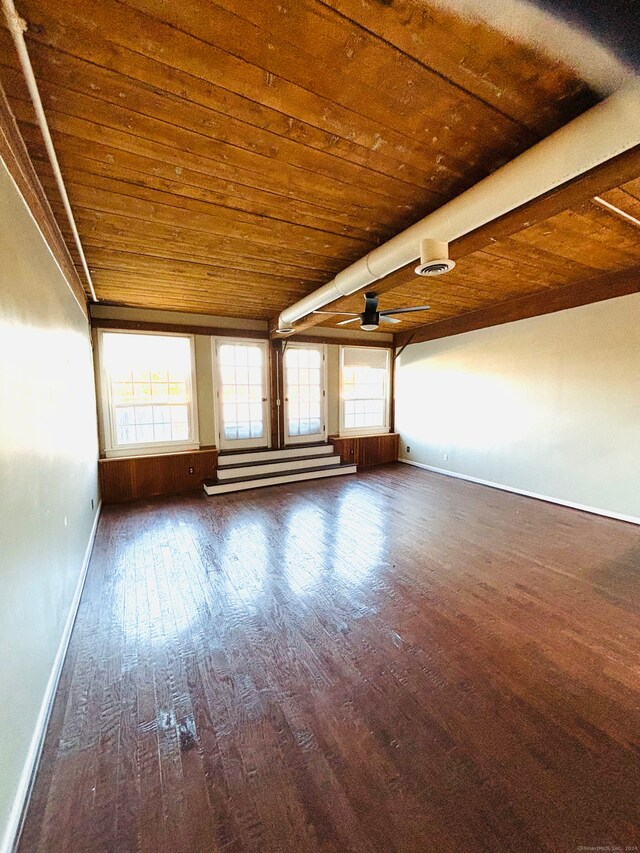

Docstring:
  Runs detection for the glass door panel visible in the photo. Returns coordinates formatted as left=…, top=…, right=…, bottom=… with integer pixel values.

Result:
left=283, top=344, right=326, bottom=444
left=215, top=340, right=270, bottom=450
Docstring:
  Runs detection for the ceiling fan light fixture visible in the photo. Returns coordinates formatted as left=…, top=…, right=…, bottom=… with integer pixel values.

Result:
left=360, top=322, right=379, bottom=331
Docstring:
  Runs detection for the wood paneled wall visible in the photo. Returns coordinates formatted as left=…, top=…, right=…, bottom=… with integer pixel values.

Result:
left=99, top=448, right=218, bottom=503
left=329, top=433, right=399, bottom=467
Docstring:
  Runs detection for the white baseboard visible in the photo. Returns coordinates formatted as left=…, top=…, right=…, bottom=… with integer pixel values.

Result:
left=400, top=459, right=640, bottom=526
left=2, top=502, right=102, bottom=853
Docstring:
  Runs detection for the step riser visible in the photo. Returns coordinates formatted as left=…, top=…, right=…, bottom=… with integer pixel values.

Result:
left=217, top=455, right=341, bottom=480
left=218, top=445, right=333, bottom=467
left=204, top=465, right=357, bottom=495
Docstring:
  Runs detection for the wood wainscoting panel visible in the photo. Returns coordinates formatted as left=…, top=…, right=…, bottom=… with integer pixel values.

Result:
left=329, top=433, right=399, bottom=467
left=99, top=448, right=218, bottom=503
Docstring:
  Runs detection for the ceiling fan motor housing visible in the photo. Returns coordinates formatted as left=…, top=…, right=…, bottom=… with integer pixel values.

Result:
left=360, top=292, right=380, bottom=329
left=415, top=238, right=456, bottom=276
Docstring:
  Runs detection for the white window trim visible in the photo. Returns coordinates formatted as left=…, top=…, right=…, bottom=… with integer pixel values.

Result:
left=98, top=328, right=200, bottom=458
left=339, top=345, right=391, bottom=438
left=211, top=336, right=271, bottom=450
left=283, top=341, right=328, bottom=445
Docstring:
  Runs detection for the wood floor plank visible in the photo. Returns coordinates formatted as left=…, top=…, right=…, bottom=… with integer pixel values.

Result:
left=18, top=466, right=640, bottom=852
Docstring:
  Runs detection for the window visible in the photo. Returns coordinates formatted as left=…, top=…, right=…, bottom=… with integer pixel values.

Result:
left=284, top=344, right=325, bottom=442
left=99, top=331, right=198, bottom=456
left=216, top=340, right=269, bottom=447
left=340, top=346, right=390, bottom=435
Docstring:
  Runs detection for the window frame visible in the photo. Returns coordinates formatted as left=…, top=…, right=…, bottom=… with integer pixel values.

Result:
left=98, top=328, right=200, bottom=458
left=339, top=345, right=391, bottom=438
left=283, top=341, right=328, bottom=445
left=211, top=337, right=271, bottom=451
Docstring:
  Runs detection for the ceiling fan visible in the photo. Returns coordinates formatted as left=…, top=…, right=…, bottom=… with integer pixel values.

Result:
left=313, top=291, right=430, bottom=331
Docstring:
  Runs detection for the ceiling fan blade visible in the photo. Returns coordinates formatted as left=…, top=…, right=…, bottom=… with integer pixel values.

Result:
left=379, top=305, right=431, bottom=315
left=313, top=310, right=359, bottom=316
left=337, top=317, right=361, bottom=326
left=379, top=315, right=401, bottom=324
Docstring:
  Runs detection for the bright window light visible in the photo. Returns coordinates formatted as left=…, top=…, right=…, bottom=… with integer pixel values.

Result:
left=217, top=342, right=265, bottom=442
left=341, top=347, right=390, bottom=434
left=284, top=345, right=323, bottom=438
left=101, top=332, right=197, bottom=453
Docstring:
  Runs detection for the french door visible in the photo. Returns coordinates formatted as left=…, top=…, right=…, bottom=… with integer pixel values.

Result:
left=215, top=339, right=270, bottom=450
left=283, top=343, right=326, bottom=445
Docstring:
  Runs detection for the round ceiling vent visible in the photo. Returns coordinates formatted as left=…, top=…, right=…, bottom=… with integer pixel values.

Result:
left=414, top=258, right=456, bottom=276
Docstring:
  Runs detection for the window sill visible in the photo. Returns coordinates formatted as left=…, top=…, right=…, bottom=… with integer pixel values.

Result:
left=103, top=442, right=200, bottom=460
left=337, top=428, right=391, bottom=438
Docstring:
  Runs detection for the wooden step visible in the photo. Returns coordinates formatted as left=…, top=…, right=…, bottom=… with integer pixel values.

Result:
left=216, top=453, right=342, bottom=481
left=217, top=443, right=334, bottom=467
left=203, top=463, right=357, bottom=495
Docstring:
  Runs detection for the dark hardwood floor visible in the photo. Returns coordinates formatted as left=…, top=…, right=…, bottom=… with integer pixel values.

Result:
left=19, top=465, right=640, bottom=853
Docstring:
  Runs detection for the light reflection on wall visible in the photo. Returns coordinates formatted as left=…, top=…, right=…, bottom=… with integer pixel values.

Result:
left=0, top=323, right=97, bottom=460
left=396, top=358, right=539, bottom=452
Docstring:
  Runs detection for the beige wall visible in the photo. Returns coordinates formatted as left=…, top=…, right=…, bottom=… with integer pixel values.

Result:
left=0, top=160, right=99, bottom=850
left=395, top=293, right=640, bottom=521
left=90, top=305, right=392, bottom=449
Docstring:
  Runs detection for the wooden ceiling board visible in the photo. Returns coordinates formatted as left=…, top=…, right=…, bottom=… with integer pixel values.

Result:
left=320, top=0, right=597, bottom=133
left=597, top=188, right=640, bottom=222
left=2, top=0, right=632, bottom=328
left=5, top=0, right=500, bottom=180
left=1, top=73, right=413, bottom=234
left=121, top=0, right=531, bottom=153
left=47, top=205, right=344, bottom=279
left=511, top=213, right=640, bottom=273
left=0, top=25, right=464, bottom=198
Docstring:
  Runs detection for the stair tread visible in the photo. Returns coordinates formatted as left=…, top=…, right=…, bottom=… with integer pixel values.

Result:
left=218, top=442, right=331, bottom=460
left=218, top=453, right=337, bottom=471
left=204, top=462, right=354, bottom=486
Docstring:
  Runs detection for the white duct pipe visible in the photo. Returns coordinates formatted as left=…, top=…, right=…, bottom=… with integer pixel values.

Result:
left=2, top=0, right=98, bottom=302
left=276, top=80, right=640, bottom=333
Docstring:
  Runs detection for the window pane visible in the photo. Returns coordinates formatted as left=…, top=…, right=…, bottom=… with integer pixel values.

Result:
left=284, top=346, right=324, bottom=440
left=135, top=406, right=153, bottom=425
left=136, top=424, right=154, bottom=443
left=171, top=405, right=188, bottom=423
left=103, top=332, right=194, bottom=447
left=115, top=407, right=134, bottom=428
left=341, top=347, right=389, bottom=432
left=217, top=343, right=266, bottom=445
left=248, top=347, right=262, bottom=366
left=112, top=382, right=134, bottom=403
left=117, top=424, right=136, bottom=444
left=153, top=406, right=171, bottom=424
left=171, top=422, right=189, bottom=441
left=154, top=423, right=171, bottom=442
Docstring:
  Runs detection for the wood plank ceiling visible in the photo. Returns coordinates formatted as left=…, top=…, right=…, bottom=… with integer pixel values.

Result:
left=1, top=0, right=638, bottom=332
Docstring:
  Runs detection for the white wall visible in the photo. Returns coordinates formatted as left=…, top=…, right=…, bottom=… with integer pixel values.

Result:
left=395, top=293, right=640, bottom=521
left=0, top=159, right=99, bottom=851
